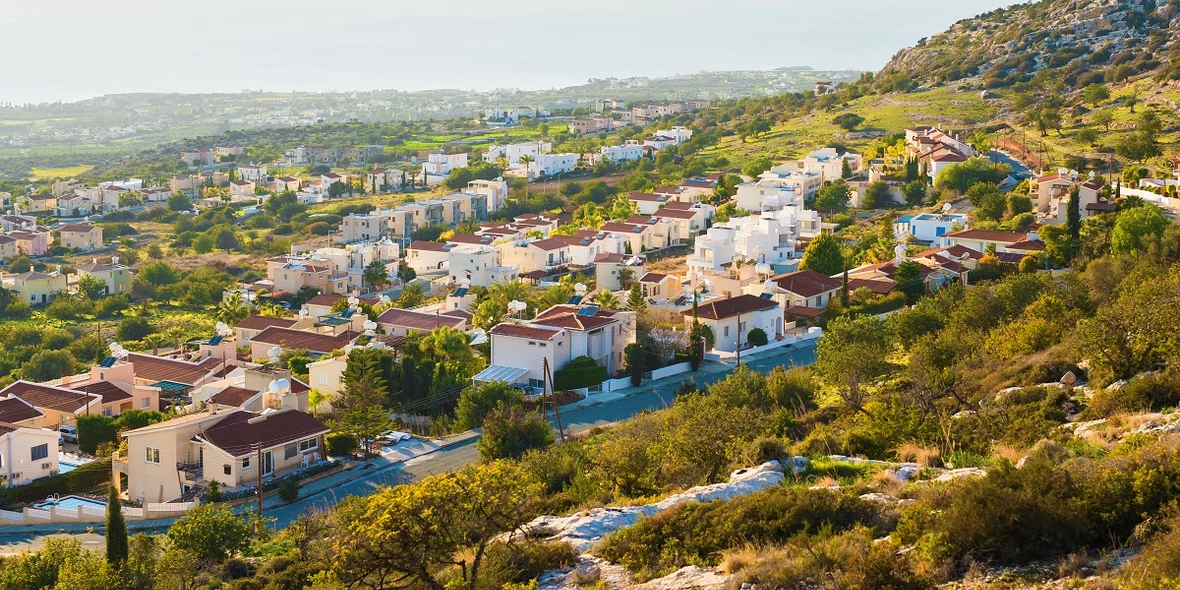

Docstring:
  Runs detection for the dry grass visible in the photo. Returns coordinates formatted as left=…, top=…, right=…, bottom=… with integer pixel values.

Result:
left=646, top=254, right=688, bottom=275
left=718, top=544, right=763, bottom=575
left=868, top=470, right=906, bottom=497
left=1087, top=412, right=1164, bottom=444
left=812, top=475, right=839, bottom=488
left=894, top=442, right=942, bottom=467
left=990, top=444, right=1026, bottom=465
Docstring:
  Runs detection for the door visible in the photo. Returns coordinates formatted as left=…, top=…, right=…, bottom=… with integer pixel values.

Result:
left=262, top=451, right=273, bottom=477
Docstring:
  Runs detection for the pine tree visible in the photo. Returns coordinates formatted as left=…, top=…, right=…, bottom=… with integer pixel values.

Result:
left=626, top=283, right=647, bottom=313
left=334, top=351, right=393, bottom=456
left=106, top=484, right=128, bottom=565
left=841, top=158, right=853, bottom=179
left=688, top=296, right=703, bottom=371
left=1067, top=186, right=1082, bottom=241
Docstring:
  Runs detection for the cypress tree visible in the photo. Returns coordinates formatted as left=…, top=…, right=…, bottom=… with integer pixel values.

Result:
left=106, top=484, right=128, bottom=564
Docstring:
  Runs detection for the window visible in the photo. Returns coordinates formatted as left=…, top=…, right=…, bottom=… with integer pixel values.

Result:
left=145, top=447, right=160, bottom=464
left=224, top=464, right=231, bottom=475
left=318, top=373, right=329, bottom=385
left=242, top=457, right=251, bottom=469
left=723, top=326, right=730, bottom=337
left=102, top=407, right=112, bottom=417
left=285, top=444, right=298, bottom=459
left=299, top=438, right=318, bottom=452
left=31, top=443, right=49, bottom=461
left=141, top=398, right=151, bottom=409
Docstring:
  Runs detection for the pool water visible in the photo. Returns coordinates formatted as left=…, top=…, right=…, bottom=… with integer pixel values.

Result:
left=58, top=460, right=80, bottom=474
left=35, top=495, right=107, bottom=511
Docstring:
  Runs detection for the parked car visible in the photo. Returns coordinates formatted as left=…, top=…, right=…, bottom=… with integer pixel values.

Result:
left=58, top=426, right=78, bottom=444
left=377, top=430, right=412, bottom=443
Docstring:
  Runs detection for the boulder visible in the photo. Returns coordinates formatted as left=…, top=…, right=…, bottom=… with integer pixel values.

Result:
left=1060, top=371, right=1077, bottom=386
left=632, top=566, right=729, bottom=590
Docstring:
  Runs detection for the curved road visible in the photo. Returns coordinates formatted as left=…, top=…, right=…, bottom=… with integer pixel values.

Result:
left=0, top=342, right=817, bottom=554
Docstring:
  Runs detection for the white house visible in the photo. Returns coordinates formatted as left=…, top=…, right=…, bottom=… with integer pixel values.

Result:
left=681, top=294, right=782, bottom=353
left=599, top=144, right=644, bottom=163
left=483, top=141, right=552, bottom=167
left=485, top=304, right=636, bottom=389
left=895, top=212, right=969, bottom=246
left=237, top=165, right=267, bottom=183
left=0, top=424, right=60, bottom=487
left=529, top=153, right=579, bottom=180
left=654, top=126, right=693, bottom=145
left=688, top=187, right=822, bottom=274
left=801, top=148, right=863, bottom=179
left=736, top=167, right=823, bottom=208
left=446, top=244, right=519, bottom=287
left=422, top=153, right=469, bottom=184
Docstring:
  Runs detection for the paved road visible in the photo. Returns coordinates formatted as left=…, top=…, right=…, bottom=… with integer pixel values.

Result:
left=0, top=342, right=817, bottom=554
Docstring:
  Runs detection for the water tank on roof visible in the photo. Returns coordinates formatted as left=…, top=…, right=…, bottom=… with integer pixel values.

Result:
left=269, top=379, right=290, bottom=394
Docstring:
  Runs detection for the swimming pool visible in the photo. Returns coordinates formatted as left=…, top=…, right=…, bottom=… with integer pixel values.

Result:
left=58, top=453, right=93, bottom=474
left=34, top=495, right=107, bottom=511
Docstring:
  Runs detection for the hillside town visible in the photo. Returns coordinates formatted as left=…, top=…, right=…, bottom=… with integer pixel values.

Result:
left=4, top=0, right=1180, bottom=586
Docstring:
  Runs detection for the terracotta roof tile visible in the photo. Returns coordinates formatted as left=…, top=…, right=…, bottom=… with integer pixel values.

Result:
left=683, top=294, right=779, bottom=320
left=196, top=410, right=329, bottom=458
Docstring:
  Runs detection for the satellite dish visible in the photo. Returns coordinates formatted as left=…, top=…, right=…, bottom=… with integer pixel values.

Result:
left=763, top=279, right=777, bottom=292
left=942, top=202, right=952, bottom=213
left=299, top=309, right=309, bottom=318
left=215, top=322, right=228, bottom=332
left=574, top=283, right=587, bottom=295
left=368, top=340, right=386, bottom=350
left=108, top=342, right=123, bottom=352
left=378, top=295, right=391, bottom=304
left=363, top=320, right=377, bottom=331
left=268, top=346, right=282, bottom=358
left=755, top=262, right=772, bottom=276
left=347, top=296, right=359, bottom=308
left=894, top=244, right=907, bottom=259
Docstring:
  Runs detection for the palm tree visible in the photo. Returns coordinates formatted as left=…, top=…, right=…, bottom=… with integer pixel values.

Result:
left=518, top=154, right=534, bottom=177
left=488, top=279, right=532, bottom=308
left=593, top=290, right=620, bottom=309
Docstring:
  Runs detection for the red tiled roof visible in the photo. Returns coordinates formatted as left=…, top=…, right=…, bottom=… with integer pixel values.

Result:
left=684, top=294, right=779, bottom=320
left=58, top=223, right=97, bottom=233
left=0, top=397, right=44, bottom=424
left=532, top=304, right=622, bottom=331
left=530, top=237, right=571, bottom=251
left=640, top=272, right=670, bottom=283
left=628, top=192, right=666, bottom=202
left=846, top=278, right=897, bottom=295
left=126, top=353, right=221, bottom=386
left=653, top=208, right=698, bottom=220
left=489, top=323, right=563, bottom=340
left=208, top=386, right=259, bottom=407
left=1087, top=201, right=1117, bottom=212
left=1004, top=239, right=1045, bottom=251
left=410, top=240, right=451, bottom=252
left=784, top=305, right=826, bottom=318
left=235, top=315, right=298, bottom=331
left=0, top=382, right=98, bottom=413
left=76, top=381, right=133, bottom=405
left=663, top=201, right=694, bottom=210
left=593, top=253, right=645, bottom=264
left=914, top=244, right=982, bottom=260
left=196, top=410, right=329, bottom=458
left=376, top=308, right=466, bottom=331
left=250, top=327, right=357, bottom=354
left=770, top=270, right=842, bottom=298
left=945, top=229, right=1030, bottom=242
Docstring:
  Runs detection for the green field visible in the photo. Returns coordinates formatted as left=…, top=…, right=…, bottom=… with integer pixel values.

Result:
left=30, top=164, right=95, bottom=180
left=701, top=87, right=1002, bottom=167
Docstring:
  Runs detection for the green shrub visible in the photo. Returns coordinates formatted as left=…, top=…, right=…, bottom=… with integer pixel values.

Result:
left=746, top=327, right=768, bottom=347
left=325, top=433, right=357, bottom=457
left=598, top=487, right=881, bottom=580
left=475, top=541, right=578, bottom=588
left=1084, top=371, right=1180, bottom=418
left=76, top=414, right=118, bottom=455
left=477, top=404, right=555, bottom=461
left=553, top=356, right=608, bottom=390
left=277, top=479, right=300, bottom=503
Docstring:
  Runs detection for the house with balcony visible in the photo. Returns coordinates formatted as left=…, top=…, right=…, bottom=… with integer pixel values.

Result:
left=115, top=401, right=327, bottom=503
left=594, top=253, right=646, bottom=291
left=74, top=258, right=132, bottom=296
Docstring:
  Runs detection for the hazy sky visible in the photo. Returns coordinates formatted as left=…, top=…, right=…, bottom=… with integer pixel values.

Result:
left=2, top=0, right=1013, bottom=104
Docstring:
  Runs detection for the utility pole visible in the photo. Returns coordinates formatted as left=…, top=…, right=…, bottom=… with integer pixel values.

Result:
left=542, top=357, right=564, bottom=442
left=254, top=443, right=263, bottom=516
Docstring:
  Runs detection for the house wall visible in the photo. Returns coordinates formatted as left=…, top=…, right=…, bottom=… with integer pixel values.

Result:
left=695, top=307, right=783, bottom=353
left=490, top=333, right=571, bottom=387
left=1, top=428, right=60, bottom=487
left=123, top=425, right=207, bottom=503
left=200, top=434, right=322, bottom=489
left=61, top=229, right=103, bottom=251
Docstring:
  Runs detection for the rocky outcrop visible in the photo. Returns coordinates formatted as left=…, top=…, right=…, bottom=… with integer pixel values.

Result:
left=519, top=461, right=786, bottom=552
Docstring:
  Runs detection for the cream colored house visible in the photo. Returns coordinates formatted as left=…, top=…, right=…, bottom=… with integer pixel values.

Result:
left=0, top=424, right=61, bottom=487
left=116, top=406, right=328, bottom=503
left=7, top=271, right=68, bottom=306
left=58, top=223, right=103, bottom=251
left=75, top=259, right=132, bottom=296
left=0, top=397, right=45, bottom=428
left=0, top=381, right=102, bottom=428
